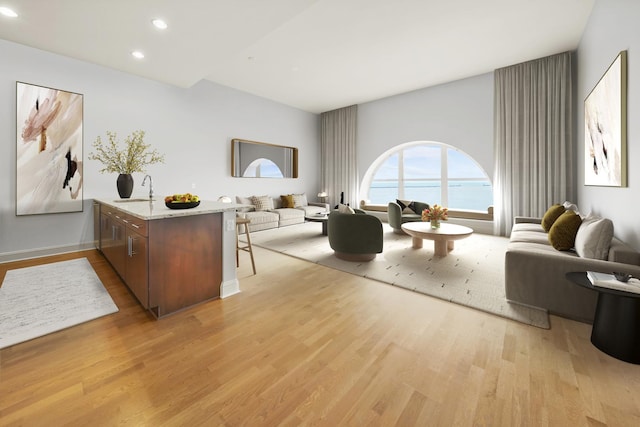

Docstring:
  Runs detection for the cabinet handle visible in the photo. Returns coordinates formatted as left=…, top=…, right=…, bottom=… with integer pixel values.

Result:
left=131, top=223, right=140, bottom=229
left=128, top=236, right=138, bottom=257
left=112, top=225, right=116, bottom=241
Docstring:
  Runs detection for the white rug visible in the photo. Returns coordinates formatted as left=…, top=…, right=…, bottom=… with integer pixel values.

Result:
left=0, top=258, right=119, bottom=350
left=246, top=222, right=550, bottom=329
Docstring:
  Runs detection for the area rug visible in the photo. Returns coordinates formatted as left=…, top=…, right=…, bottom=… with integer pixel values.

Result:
left=246, top=222, right=550, bottom=329
left=0, top=258, right=119, bottom=350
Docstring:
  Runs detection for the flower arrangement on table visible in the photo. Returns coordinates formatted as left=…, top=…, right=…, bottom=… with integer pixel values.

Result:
left=422, top=204, right=448, bottom=229
left=88, top=130, right=164, bottom=174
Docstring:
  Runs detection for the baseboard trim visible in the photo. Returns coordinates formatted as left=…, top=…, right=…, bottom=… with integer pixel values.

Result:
left=0, top=242, right=96, bottom=264
left=220, top=279, right=241, bottom=299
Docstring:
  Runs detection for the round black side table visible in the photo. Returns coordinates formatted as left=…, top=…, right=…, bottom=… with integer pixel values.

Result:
left=566, top=272, right=640, bottom=364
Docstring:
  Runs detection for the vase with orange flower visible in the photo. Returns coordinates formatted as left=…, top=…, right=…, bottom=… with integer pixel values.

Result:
left=422, top=204, right=448, bottom=229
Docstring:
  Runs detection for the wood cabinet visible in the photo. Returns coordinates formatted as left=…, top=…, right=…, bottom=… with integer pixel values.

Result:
left=99, top=205, right=148, bottom=307
left=100, top=209, right=126, bottom=277
left=124, top=215, right=149, bottom=308
left=96, top=201, right=222, bottom=317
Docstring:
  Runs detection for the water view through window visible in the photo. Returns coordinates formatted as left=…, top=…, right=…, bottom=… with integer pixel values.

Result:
left=365, top=143, right=493, bottom=211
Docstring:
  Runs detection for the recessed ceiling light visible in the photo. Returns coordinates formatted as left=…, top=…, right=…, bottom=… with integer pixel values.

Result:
left=131, top=50, right=145, bottom=59
left=0, top=7, right=18, bottom=17
left=152, top=19, right=167, bottom=30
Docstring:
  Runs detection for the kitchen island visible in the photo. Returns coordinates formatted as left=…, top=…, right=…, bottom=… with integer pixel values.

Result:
left=94, top=198, right=241, bottom=318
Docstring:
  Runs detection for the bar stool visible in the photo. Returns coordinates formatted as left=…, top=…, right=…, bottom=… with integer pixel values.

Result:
left=235, top=217, right=256, bottom=275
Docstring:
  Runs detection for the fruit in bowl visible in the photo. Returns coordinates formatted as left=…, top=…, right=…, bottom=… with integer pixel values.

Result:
left=164, top=193, right=201, bottom=209
left=164, top=193, right=200, bottom=204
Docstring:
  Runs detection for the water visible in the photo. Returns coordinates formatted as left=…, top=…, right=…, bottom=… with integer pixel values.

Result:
left=368, top=180, right=493, bottom=211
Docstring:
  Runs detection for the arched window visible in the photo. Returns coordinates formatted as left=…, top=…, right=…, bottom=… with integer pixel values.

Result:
left=243, top=158, right=284, bottom=178
left=362, top=142, right=492, bottom=211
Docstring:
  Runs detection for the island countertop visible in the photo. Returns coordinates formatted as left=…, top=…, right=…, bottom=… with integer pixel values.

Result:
left=94, top=198, right=242, bottom=220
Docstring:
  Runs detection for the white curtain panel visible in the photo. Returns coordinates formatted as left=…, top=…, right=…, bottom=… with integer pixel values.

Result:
left=320, top=105, right=359, bottom=208
left=493, top=51, right=575, bottom=236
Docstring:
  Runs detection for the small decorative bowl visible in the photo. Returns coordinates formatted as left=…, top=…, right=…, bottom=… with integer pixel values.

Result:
left=613, top=272, right=632, bottom=282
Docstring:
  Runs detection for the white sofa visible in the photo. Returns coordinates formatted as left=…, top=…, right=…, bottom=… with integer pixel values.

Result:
left=236, top=195, right=329, bottom=232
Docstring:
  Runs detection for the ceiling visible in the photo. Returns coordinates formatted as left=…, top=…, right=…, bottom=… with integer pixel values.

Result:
left=0, top=0, right=594, bottom=113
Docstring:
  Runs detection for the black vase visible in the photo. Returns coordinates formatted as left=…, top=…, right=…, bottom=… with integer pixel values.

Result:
left=116, top=174, right=134, bottom=199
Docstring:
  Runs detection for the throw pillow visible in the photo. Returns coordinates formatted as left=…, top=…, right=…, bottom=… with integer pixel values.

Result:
left=338, top=203, right=355, bottom=214
left=396, top=199, right=415, bottom=214
left=235, top=195, right=255, bottom=213
left=251, top=195, right=274, bottom=211
left=548, top=210, right=582, bottom=251
left=280, top=194, right=295, bottom=208
left=541, top=204, right=566, bottom=232
left=562, top=201, right=580, bottom=215
left=292, top=193, right=308, bottom=208
left=574, top=215, right=614, bottom=260
left=408, top=201, right=421, bottom=214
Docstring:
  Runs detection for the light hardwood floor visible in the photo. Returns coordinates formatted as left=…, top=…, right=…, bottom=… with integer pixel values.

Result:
left=1, top=247, right=640, bottom=426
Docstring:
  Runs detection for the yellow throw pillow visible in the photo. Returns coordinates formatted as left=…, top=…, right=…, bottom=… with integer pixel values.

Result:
left=548, top=210, right=583, bottom=250
left=280, top=194, right=295, bottom=208
left=541, top=204, right=566, bottom=232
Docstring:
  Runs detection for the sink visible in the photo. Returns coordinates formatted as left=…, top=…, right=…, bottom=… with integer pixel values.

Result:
left=114, top=198, right=154, bottom=203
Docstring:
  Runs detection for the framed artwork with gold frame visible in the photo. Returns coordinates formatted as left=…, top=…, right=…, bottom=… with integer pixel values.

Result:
left=584, top=50, right=627, bottom=187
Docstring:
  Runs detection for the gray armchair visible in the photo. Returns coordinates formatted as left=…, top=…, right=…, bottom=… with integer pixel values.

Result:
left=328, top=211, right=383, bottom=261
left=388, top=200, right=430, bottom=234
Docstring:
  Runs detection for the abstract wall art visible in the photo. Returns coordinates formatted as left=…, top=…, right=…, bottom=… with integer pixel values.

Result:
left=584, top=50, right=627, bottom=187
left=16, top=82, right=84, bottom=215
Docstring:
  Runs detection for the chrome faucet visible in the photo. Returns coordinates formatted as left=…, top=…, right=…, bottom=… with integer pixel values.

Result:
left=142, top=175, right=153, bottom=200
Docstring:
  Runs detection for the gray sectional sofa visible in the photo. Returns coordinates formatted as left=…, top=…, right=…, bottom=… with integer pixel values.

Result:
left=235, top=195, right=329, bottom=232
left=505, top=216, right=640, bottom=323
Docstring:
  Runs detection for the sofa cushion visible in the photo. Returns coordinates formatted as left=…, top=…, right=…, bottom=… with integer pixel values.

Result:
left=235, top=195, right=255, bottom=212
left=237, top=210, right=279, bottom=232
left=297, top=204, right=327, bottom=216
left=575, top=215, right=614, bottom=260
left=511, top=222, right=545, bottom=234
left=292, top=193, right=308, bottom=207
left=541, top=204, right=566, bottom=232
left=509, top=230, right=551, bottom=246
left=280, top=194, right=295, bottom=208
left=548, top=210, right=582, bottom=250
left=251, top=195, right=274, bottom=211
left=274, top=207, right=304, bottom=221
left=273, top=208, right=304, bottom=227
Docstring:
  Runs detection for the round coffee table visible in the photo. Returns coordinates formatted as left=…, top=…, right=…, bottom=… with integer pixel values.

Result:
left=401, top=222, right=473, bottom=257
left=305, top=214, right=329, bottom=235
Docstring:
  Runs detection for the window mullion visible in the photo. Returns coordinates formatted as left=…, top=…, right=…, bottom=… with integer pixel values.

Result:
left=398, top=150, right=404, bottom=199
left=441, top=147, right=448, bottom=206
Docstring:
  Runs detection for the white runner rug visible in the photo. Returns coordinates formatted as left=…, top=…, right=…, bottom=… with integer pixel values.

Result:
left=246, top=222, right=550, bottom=329
left=0, top=258, right=119, bottom=350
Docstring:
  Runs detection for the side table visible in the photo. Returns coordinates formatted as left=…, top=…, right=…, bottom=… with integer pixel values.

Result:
left=566, top=272, right=640, bottom=364
left=305, top=214, right=329, bottom=235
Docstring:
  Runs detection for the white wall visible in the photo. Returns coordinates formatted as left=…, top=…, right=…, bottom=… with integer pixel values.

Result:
left=0, top=39, right=319, bottom=259
left=356, top=73, right=494, bottom=201
left=577, top=0, right=640, bottom=250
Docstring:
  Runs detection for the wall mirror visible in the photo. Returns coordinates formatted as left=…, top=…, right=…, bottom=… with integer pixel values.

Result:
left=231, top=138, right=298, bottom=178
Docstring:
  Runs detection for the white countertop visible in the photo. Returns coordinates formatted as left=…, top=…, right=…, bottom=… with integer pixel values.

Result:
left=95, top=198, right=242, bottom=220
